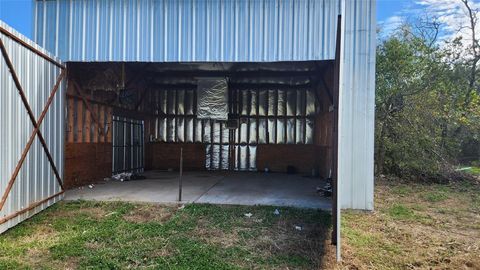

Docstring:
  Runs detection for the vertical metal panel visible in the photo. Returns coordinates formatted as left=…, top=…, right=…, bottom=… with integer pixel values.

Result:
left=338, top=0, right=376, bottom=210
left=35, top=0, right=340, bottom=62
left=0, top=21, right=65, bottom=234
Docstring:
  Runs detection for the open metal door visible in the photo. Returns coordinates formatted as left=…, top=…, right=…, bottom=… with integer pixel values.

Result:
left=112, top=116, right=145, bottom=174
left=0, top=21, right=66, bottom=234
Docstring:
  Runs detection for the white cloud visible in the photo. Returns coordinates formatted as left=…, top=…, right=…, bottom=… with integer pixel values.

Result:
left=415, top=0, right=480, bottom=43
left=379, top=15, right=406, bottom=37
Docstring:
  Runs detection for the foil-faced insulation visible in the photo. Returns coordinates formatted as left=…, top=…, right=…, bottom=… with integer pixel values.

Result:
left=151, top=84, right=318, bottom=171
left=197, top=78, right=228, bottom=120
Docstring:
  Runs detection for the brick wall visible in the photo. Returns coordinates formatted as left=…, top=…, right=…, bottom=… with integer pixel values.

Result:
left=64, top=143, right=112, bottom=189
left=145, top=142, right=206, bottom=171
left=256, top=144, right=329, bottom=175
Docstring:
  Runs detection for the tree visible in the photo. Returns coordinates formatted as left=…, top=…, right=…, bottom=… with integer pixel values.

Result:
left=375, top=21, right=480, bottom=180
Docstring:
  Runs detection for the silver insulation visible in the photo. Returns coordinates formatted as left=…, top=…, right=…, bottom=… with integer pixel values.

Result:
left=152, top=85, right=317, bottom=171
left=197, top=78, right=228, bottom=120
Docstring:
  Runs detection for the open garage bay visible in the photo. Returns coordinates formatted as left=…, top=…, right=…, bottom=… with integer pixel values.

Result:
left=65, top=171, right=331, bottom=210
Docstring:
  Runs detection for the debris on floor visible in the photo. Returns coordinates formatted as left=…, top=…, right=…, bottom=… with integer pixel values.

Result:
left=112, top=172, right=133, bottom=182
left=244, top=213, right=253, bottom=218
left=273, top=209, right=280, bottom=215
left=88, top=184, right=94, bottom=189
left=178, top=205, right=185, bottom=210
left=294, top=225, right=303, bottom=231
left=317, top=179, right=332, bottom=197
left=111, top=172, right=146, bottom=182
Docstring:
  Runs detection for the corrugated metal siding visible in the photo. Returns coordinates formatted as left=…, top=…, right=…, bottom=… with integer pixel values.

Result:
left=0, top=21, right=65, bottom=234
left=338, top=0, right=376, bottom=210
left=34, top=0, right=340, bottom=62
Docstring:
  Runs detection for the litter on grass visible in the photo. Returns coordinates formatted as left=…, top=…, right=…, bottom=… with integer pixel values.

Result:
left=274, top=209, right=280, bottom=215
left=294, top=225, right=303, bottom=231
left=244, top=213, right=253, bottom=218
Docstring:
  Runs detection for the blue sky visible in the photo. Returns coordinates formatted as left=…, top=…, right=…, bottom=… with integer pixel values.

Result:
left=0, top=0, right=33, bottom=37
left=0, top=0, right=416, bottom=40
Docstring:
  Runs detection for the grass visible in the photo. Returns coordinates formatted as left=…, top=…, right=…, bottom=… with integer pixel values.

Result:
left=467, top=166, right=480, bottom=175
left=387, top=204, right=417, bottom=220
left=341, top=178, right=480, bottom=269
left=1, top=178, right=479, bottom=269
left=0, top=201, right=333, bottom=270
left=457, top=165, right=480, bottom=176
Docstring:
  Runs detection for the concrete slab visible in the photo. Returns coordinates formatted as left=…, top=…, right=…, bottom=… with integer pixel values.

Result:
left=196, top=172, right=331, bottom=209
left=65, top=171, right=223, bottom=203
left=65, top=171, right=331, bottom=210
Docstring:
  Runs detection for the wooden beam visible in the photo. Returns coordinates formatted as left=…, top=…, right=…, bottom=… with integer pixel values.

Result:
left=0, top=191, right=64, bottom=225
left=85, top=102, right=91, bottom=143
left=71, top=80, right=105, bottom=136
left=76, top=99, right=83, bottom=142
left=99, top=105, right=106, bottom=143
left=67, top=96, right=75, bottom=143
left=92, top=104, right=99, bottom=143
left=0, top=26, right=65, bottom=69
left=145, top=69, right=319, bottom=79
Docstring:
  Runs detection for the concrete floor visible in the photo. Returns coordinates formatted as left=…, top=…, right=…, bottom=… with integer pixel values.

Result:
left=65, top=171, right=331, bottom=209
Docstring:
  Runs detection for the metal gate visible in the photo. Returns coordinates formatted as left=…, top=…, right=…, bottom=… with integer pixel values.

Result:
left=0, top=21, right=66, bottom=234
left=112, top=116, right=145, bottom=174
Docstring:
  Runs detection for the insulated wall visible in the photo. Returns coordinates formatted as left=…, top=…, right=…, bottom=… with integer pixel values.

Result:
left=0, top=21, right=65, bottom=233
left=146, top=86, right=318, bottom=171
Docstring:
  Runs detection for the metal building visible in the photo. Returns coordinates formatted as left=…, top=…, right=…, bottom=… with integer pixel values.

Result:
left=1, top=0, right=375, bottom=260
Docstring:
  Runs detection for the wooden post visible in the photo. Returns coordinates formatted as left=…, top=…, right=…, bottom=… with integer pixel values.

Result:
left=85, top=104, right=91, bottom=143
left=178, top=147, right=183, bottom=202
left=76, top=100, right=83, bottom=142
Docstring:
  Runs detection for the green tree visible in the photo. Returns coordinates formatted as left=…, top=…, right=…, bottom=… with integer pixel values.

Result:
left=375, top=24, right=480, bottom=180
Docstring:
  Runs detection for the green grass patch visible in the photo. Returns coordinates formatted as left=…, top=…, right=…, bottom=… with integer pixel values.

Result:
left=469, top=166, right=480, bottom=175
left=387, top=204, right=417, bottom=220
left=421, top=191, right=449, bottom=202
left=0, top=201, right=330, bottom=270
left=391, top=185, right=412, bottom=196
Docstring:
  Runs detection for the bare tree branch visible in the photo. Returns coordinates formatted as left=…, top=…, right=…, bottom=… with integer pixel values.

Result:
left=460, top=0, right=480, bottom=97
